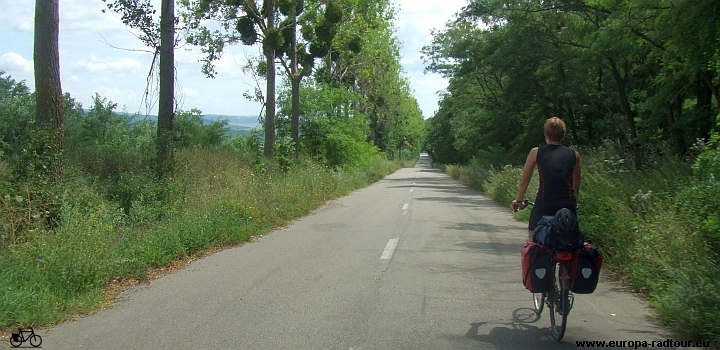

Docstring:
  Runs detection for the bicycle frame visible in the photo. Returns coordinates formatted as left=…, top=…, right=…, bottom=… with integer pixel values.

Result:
left=12, top=329, right=33, bottom=342
left=548, top=250, right=574, bottom=341
left=10, top=327, right=42, bottom=348
left=555, top=252, right=572, bottom=288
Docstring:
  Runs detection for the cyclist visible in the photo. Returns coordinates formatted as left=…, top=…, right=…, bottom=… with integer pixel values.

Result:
left=512, top=117, right=581, bottom=241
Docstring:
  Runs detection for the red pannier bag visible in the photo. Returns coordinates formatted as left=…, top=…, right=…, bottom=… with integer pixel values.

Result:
left=570, top=242, right=603, bottom=294
left=521, top=242, right=553, bottom=293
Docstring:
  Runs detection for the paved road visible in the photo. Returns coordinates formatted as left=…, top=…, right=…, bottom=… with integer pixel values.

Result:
left=24, top=154, right=675, bottom=349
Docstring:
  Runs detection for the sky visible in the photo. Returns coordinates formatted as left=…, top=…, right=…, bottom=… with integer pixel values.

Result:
left=0, top=0, right=467, bottom=119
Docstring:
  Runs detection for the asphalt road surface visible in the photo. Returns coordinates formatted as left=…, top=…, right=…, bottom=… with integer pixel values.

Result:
left=22, top=154, right=679, bottom=349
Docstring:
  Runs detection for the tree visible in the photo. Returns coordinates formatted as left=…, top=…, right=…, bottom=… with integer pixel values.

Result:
left=181, top=0, right=282, bottom=157
left=34, top=0, right=65, bottom=181
left=275, top=0, right=343, bottom=158
left=317, top=0, right=424, bottom=157
left=157, top=0, right=175, bottom=175
left=423, top=0, right=720, bottom=166
left=102, top=0, right=176, bottom=176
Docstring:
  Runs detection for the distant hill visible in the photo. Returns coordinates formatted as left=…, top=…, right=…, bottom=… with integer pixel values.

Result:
left=113, top=111, right=262, bottom=137
left=202, top=114, right=261, bottom=129
left=202, top=114, right=261, bottom=138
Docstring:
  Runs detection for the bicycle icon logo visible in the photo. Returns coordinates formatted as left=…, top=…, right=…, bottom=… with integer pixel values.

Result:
left=10, top=327, right=42, bottom=348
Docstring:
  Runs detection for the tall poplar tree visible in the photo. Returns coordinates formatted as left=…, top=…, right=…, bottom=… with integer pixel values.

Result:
left=34, top=0, right=65, bottom=181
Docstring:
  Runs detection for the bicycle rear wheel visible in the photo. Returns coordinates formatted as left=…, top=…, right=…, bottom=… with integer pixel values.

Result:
left=549, top=262, right=569, bottom=341
left=533, top=292, right=545, bottom=315
left=9, top=336, right=22, bottom=347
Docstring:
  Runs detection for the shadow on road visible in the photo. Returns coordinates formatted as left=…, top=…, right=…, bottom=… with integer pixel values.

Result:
left=454, top=308, right=689, bottom=350
left=447, top=222, right=523, bottom=234
left=441, top=308, right=577, bottom=349
left=383, top=167, right=510, bottom=210
left=456, top=240, right=522, bottom=257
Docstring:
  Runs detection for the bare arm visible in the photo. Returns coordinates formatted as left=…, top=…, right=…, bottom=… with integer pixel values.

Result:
left=573, top=151, right=581, bottom=199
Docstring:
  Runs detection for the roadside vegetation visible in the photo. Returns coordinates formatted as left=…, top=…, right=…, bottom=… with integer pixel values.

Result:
left=423, top=0, right=720, bottom=343
left=441, top=140, right=719, bottom=343
left=0, top=83, right=418, bottom=329
left=2, top=0, right=425, bottom=331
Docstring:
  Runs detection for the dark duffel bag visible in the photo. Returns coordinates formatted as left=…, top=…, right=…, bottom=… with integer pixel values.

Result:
left=570, top=242, right=603, bottom=294
left=521, top=242, right=554, bottom=293
left=535, top=208, right=584, bottom=252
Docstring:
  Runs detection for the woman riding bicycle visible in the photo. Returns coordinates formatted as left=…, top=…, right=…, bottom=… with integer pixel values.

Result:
left=512, top=117, right=581, bottom=241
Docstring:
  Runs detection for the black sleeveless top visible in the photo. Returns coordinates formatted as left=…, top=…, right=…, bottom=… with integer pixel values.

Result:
left=536, top=144, right=576, bottom=203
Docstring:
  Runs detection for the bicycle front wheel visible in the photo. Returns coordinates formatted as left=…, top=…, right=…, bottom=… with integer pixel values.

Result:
left=549, top=262, right=569, bottom=341
left=533, top=292, right=545, bottom=315
left=29, top=334, right=42, bottom=347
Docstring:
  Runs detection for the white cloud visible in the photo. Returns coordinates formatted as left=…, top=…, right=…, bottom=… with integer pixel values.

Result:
left=180, top=87, right=198, bottom=98
left=401, top=57, right=420, bottom=66
left=404, top=70, right=448, bottom=118
left=0, top=0, right=34, bottom=32
left=0, top=52, right=33, bottom=74
left=73, top=54, right=143, bottom=74
left=214, top=54, right=247, bottom=75
left=390, top=0, right=467, bottom=118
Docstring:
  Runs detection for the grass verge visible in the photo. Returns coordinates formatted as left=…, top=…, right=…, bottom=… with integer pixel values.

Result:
left=0, top=150, right=417, bottom=333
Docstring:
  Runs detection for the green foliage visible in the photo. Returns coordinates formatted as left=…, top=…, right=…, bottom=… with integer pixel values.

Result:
left=273, top=136, right=296, bottom=171
left=692, top=132, right=720, bottom=181
left=275, top=78, right=384, bottom=168
left=676, top=135, right=720, bottom=255
left=301, top=116, right=378, bottom=168
left=423, top=0, right=720, bottom=165
left=424, top=114, right=470, bottom=165
left=324, top=1, right=343, bottom=24
left=309, top=41, right=329, bottom=58
left=236, top=16, right=258, bottom=45
left=346, top=36, right=362, bottom=53
left=425, top=3, right=720, bottom=339
left=277, top=0, right=296, bottom=16
left=265, top=27, right=285, bottom=50
left=0, top=72, right=34, bottom=161
left=314, top=19, right=336, bottom=43
left=0, top=146, right=411, bottom=329
left=0, top=78, right=82, bottom=244
left=174, top=108, right=228, bottom=149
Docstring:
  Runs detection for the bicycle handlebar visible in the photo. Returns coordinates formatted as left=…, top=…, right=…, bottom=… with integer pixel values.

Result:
left=512, top=198, right=534, bottom=212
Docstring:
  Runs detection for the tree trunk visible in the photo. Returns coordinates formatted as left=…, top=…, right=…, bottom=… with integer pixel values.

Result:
left=606, top=56, right=637, bottom=142
left=665, top=97, right=686, bottom=157
left=157, top=0, right=175, bottom=176
left=264, top=0, right=276, bottom=158
left=290, top=14, right=299, bottom=159
left=34, top=0, right=64, bottom=182
left=699, top=69, right=720, bottom=111
left=606, top=56, right=640, bottom=167
left=566, top=105, right=580, bottom=144
left=695, top=73, right=714, bottom=141
left=291, top=76, right=300, bottom=158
